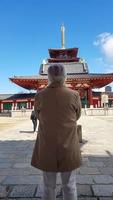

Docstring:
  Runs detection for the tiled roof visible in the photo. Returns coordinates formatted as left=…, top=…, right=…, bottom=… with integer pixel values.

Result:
left=0, top=93, right=36, bottom=101
left=0, top=94, right=13, bottom=100
left=66, top=73, right=113, bottom=79
left=10, top=73, right=113, bottom=80
left=9, top=73, right=113, bottom=90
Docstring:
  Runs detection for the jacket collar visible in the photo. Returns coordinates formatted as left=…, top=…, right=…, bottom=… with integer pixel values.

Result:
left=47, top=82, right=66, bottom=88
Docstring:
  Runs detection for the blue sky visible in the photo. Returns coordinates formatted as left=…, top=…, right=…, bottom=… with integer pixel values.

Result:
left=0, top=0, right=113, bottom=93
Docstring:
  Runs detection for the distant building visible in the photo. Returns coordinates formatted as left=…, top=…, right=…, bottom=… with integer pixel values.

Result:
left=1, top=90, right=113, bottom=113
left=0, top=93, right=35, bottom=112
left=105, top=86, right=112, bottom=92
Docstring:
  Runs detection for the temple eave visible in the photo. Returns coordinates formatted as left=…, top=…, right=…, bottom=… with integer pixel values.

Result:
left=10, top=75, right=113, bottom=90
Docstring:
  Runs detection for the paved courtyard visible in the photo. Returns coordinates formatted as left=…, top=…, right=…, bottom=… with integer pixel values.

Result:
left=0, top=115, right=113, bottom=199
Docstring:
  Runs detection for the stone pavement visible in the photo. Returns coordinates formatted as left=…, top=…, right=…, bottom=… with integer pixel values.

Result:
left=0, top=116, right=113, bottom=199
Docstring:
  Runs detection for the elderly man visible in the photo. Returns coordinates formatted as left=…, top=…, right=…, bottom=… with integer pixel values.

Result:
left=31, top=64, right=82, bottom=200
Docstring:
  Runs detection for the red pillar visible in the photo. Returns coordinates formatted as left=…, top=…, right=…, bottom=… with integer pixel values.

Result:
left=28, top=101, right=31, bottom=109
left=14, top=101, right=16, bottom=108
left=88, top=87, right=93, bottom=107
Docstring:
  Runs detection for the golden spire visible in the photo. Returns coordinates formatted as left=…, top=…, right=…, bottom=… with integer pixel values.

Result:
left=61, top=24, right=65, bottom=49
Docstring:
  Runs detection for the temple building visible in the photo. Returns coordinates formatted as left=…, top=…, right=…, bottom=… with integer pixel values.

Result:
left=1, top=25, right=113, bottom=112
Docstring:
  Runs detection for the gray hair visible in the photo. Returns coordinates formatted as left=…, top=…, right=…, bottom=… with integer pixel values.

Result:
left=48, top=64, right=66, bottom=84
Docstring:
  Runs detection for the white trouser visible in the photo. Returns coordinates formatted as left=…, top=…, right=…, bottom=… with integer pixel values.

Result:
left=42, top=170, right=77, bottom=200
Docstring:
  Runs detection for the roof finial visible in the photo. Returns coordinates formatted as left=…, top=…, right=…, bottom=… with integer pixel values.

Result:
left=61, top=24, right=65, bottom=49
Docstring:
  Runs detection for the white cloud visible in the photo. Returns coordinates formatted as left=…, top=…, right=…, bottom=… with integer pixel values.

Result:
left=93, top=33, right=113, bottom=91
left=94, top=32, right=113, bottom=63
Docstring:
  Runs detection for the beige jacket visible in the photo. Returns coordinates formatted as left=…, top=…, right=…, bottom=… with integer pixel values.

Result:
left=31, top=82, right=82, bottom=172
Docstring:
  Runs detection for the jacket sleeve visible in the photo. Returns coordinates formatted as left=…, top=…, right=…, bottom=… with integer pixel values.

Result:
left=34, top=93, right=41, bottom=120
left=74, top=92, right=81, bottom=121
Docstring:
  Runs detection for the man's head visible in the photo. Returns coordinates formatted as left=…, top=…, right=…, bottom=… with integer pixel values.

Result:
left=48, top=64, right=66, bottom=84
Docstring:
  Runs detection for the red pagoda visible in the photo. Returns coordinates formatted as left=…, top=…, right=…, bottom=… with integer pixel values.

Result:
left=10, top=25, right=113, bottom=108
